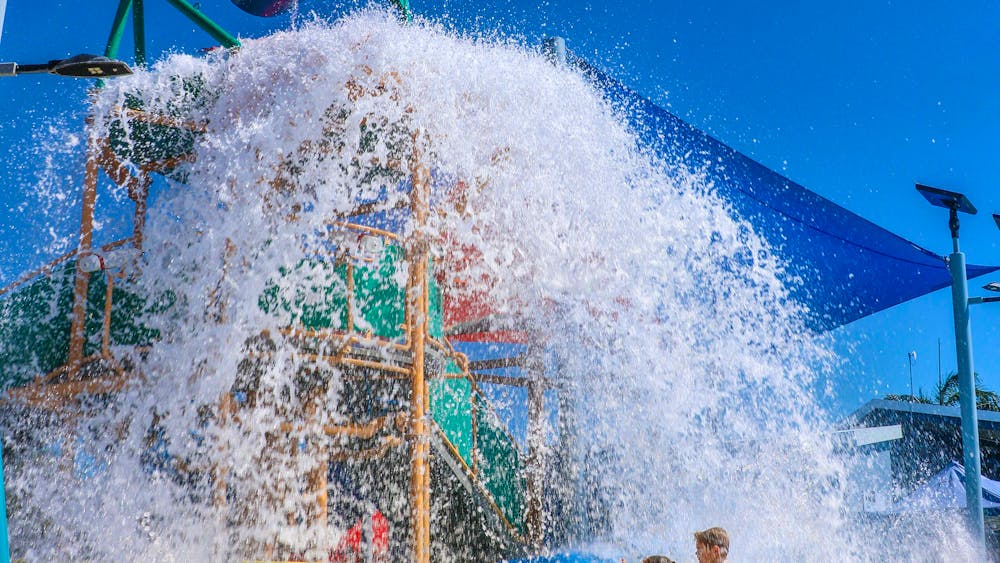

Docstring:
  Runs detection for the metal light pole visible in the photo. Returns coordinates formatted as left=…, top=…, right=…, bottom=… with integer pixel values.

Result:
left=0, top=23, right=129, bottom=563
left=907, top=351, right=916, bottom=400
left=0, top=444, right=7, bottom=563
left=0, top=0, right=7, bottom=45
left=916, top=184, right=995, bottom=550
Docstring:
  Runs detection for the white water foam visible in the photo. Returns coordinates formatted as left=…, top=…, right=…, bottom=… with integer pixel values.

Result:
left=1, top=10, right=978, bottom=562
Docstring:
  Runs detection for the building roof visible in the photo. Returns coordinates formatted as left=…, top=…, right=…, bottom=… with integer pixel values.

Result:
left=845, top=399, right=1000, bottom=429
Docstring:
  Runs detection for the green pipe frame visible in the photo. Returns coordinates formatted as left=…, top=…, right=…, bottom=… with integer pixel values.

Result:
left=103, top=0, right=132, bottom=60
left=105, top=0, right=414, bottom=67
left=133, top=0, right=146, bottom=68
left=164, top=0, right=240, bottom=49
left=104, top=0, right=241, bottom=65
left=394, top=0, right=413, bottom=22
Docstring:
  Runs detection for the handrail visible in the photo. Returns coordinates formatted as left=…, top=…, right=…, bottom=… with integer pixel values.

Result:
left=274, top=329, right=410, bottom=354
left=278, top=412, right=407, bottom=439
left=243, top=349, right=413, bottom=377
left=325, top=220, right=400, bottom=241
left=470, top=384, right=526, bottom=459
left=432, top=423, right=526, bottom=544
left=0, top=250, right=77, bottom=299
left=270, top=301, right=529, bottom=538
left=0, top=236, right=136, bottom=298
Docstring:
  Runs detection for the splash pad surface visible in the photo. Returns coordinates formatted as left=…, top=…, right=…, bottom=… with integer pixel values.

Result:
left=0, top=11, right=983, bottom=562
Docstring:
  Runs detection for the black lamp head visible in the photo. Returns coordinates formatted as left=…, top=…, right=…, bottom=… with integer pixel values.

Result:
left=49, top=54, right=132, bottom=78
left=916, top=183, right=977, bottom=214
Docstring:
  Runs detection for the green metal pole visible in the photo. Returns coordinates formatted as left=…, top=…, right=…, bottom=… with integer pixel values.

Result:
left=132, top=0, right=146, bottom=68
left=947, top=209, right=986, bottom=551
left=0, top=436, right=10, bottom=563
left=393, top=0, right=412, bottom=22
left=542, top=36, right=567, bottom=66
left=164, top=0, right=241, bottom=49
left=104, top=0, right=133, bottom=60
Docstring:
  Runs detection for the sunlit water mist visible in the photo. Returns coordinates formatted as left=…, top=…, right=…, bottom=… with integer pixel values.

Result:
left=0, top=10, right=978, bottom=562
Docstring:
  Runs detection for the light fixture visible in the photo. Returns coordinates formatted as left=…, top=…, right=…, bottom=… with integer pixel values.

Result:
left=0, top=54, right=132, bottom=78
left=916, top=181, right=987, bottom=547
left=916, top=183, right=977, bottom=214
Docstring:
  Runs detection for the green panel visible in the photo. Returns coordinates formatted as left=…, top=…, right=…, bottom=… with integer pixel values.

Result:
left=475, top=404, right=526, bottom=534
left=83, top=273, right=165, bottom=356
left=108, top=116, right=198, bottom=170
left=0, top=260, right=163, bottom=390
left=259, top=260, right=349, bottom=331
left=352, top=245, right=405, bottom=338
left=0, top=262, right=75, bottom=388
left=430, top=368, right=473, bottom=467
left=428, top=260, right=444, bottom=340
left=260, top=246, right=418, bottom=338
left=107, top=77, right=213, bottom=172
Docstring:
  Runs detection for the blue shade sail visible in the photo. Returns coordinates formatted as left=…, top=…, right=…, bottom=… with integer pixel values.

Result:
left=572, top=57, right=999, bottom=331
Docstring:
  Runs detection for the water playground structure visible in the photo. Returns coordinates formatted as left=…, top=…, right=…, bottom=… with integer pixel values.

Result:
left=1, top=1, right=999, bottom=561
left=0, top=3, right=589, bottom=560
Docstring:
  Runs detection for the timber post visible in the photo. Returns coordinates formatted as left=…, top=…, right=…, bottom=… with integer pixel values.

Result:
left=407, top=131, right=432, bottom=562
left=525, top=348, right=546, bottom=549
left=67, top=128, right=102, bottom=369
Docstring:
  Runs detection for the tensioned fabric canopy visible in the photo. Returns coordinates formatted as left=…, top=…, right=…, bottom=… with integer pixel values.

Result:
left=881, top=460, right=1000, bottom=513
left=572, top=57, right=999, bottom=332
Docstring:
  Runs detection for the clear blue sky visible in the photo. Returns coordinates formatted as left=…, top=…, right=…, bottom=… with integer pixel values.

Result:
left=1, top=0, right=999, bottom=417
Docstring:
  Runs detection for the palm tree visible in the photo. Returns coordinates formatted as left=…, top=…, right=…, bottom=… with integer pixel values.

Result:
left=883, top=391, right=932, bottom=404
left=886, top=371, right=1000, bottom=412
left=933, top=372, right=1000, bottom=412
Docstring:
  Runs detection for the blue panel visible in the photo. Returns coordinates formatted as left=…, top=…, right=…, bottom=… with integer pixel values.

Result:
left=572, top=57, right=999, bottom=331
left=505, top=553, right=617, bottom=563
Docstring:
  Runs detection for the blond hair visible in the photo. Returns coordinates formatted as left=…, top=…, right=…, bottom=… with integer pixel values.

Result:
left=694, top=527, right=729, bottom=557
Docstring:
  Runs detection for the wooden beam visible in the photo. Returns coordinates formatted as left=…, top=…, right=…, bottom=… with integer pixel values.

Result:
left=303, top=388, right=328, bottom=530
left=117, top=107, right=206, bottom=132
left=132, top=173, right=151, bottom=260
left=139, top=152, right=196, bottom=175
left=100, top=272, right=116, bottom=357
left=97, top=138, right=146, bottom=200
left=525, top=354, right=546, bottom=549
left=332, top=197, right=410, bottom=221
left=213, top=392, right=235, bottom=513
left=5, top=367, right=136, bottom=409
left=67, top=132, right=102, bottom=368
left=276, top=412, right=407, bottom=440
left=525, top=378, right=545, bottom=548
left=329, top=436, right=404, bottom=462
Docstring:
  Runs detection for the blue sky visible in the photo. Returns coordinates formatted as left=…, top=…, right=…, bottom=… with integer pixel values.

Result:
left=2, top=0, right=999, bottom=416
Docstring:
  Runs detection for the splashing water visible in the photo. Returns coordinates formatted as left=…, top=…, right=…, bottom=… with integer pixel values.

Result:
left=0, top=11, right=980, bottom=562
